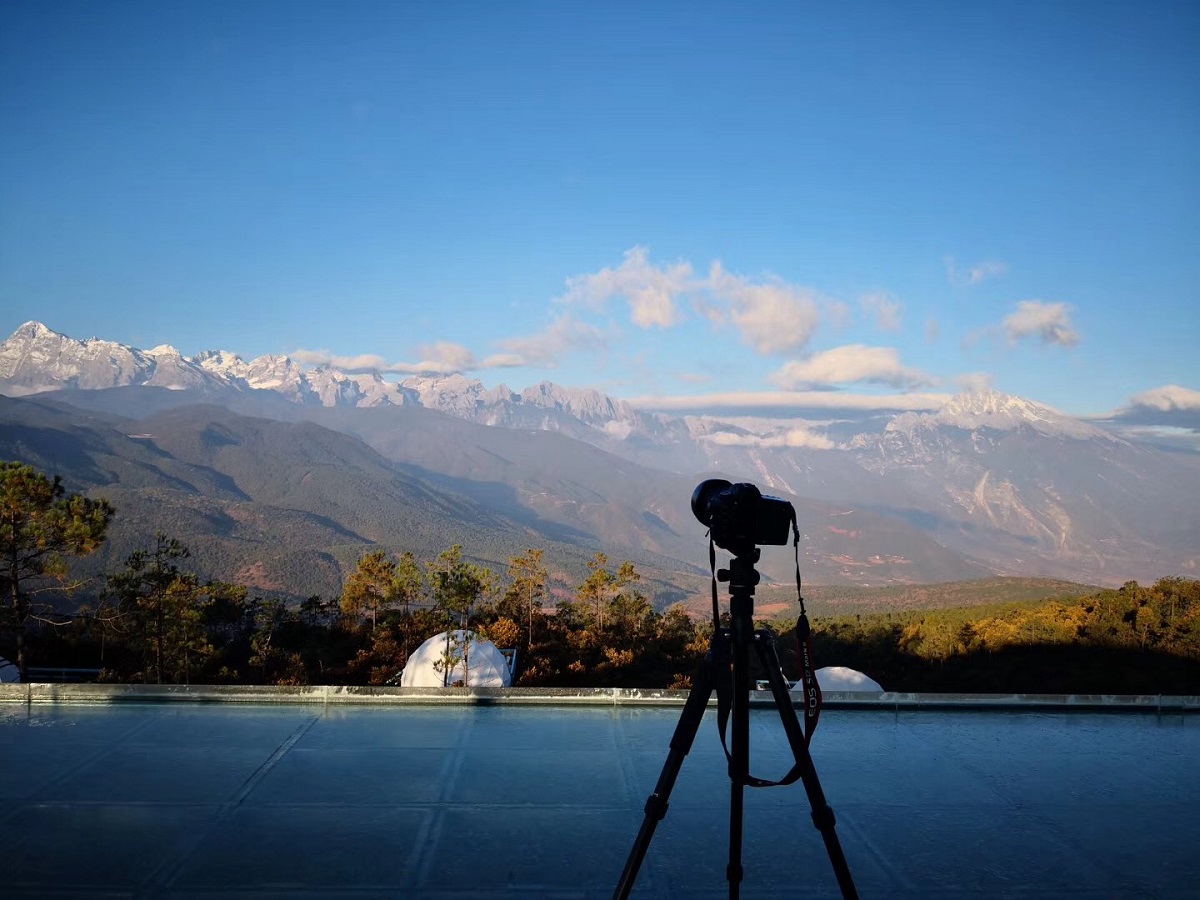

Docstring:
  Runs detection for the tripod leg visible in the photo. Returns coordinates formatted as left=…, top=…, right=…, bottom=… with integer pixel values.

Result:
left=613, top=651, right=719, bottom=900
left=727, top=622, right=751, bottom=899
left=754, top=634, right=859, bottom=900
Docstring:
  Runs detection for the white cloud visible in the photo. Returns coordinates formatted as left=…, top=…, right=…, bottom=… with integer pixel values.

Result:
left=497, top=315, right=607, bottom=367
left=478, top=353, right=527, bottom=368
left=603, top=420, right=634, bottom=439
left=955, top=372, right=994, bottom=393
left=558, top=248, right=835, bottom=356
left=860, top=292, right=903, bottom=332
left=559, top=245, right=692, bottom=328
left=291, top=347, right=468, bottom=374
left=412, top=341, right=477, bottom=372
left=700, top=428, right=836, bottom=450
left=1002, top=300, right=1079, bottom=347
left=287, top=323, right=591, bottom=379
left=770, top=345, right=937, bottom=390
left=1125, top=384, right=1200, bottom=412
left=292, top=340, right=527, bottom=376
left=1103, top=384, right=1200, bottom=432
left=709, top=261, right=821, bottom=356
left=628, top=389, right=951, bottom=417
left=292, top=350, right=394, bottom=371
left=945, top=256, right=1008, bottom=286
left=690, top=295, right=727, bottom=326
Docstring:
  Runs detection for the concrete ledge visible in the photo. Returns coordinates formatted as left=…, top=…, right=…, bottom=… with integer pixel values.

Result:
left=0, top=682, right=1197, bottom=712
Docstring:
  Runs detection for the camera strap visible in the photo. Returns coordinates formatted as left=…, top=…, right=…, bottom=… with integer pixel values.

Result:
left=709, top=537, right=721, bottom=629
left=707, top=535, right=738, bottom=772
left=792, top=513, right=823, bottom=747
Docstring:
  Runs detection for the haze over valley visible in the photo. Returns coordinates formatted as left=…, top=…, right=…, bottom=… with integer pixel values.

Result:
left=2, top=321, right=1196, bottom=602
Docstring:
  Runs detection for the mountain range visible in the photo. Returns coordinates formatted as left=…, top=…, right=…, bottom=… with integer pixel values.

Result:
left=1, top=321, right=1196, bottom=600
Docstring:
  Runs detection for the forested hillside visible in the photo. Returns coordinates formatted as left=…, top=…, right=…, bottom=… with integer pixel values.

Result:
left=5, top=461, right=1197, bottom=694
left=781, top=578, right=1200, bottom=694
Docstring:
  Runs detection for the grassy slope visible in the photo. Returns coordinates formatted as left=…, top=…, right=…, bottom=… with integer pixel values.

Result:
left=687, top=576, right=1102, bottom=621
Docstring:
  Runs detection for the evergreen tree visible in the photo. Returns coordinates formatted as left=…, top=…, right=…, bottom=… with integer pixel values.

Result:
left=340, top=549, right=399, bottom=631
left=428, top=544, right=495, bottom=686
left=501, top=548, right=548, bottom=658
left=429, top=545, right=494, bottom=628
left=104, top=534, right=202, bottom=683
left=577, top=552, right=615, bottom=632
left=392, top=551, right=426, bottom=660
left=0, top=461, right=113, bottom=677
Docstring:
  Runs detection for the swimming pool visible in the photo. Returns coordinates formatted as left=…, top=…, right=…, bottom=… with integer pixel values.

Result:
left=2, top=700, right=1197, bottom=898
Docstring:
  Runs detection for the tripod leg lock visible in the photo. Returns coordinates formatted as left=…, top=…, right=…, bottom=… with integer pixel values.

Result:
left=811, top=804, right=837, bottom=832
left=644, top=792, right=669, bottom=821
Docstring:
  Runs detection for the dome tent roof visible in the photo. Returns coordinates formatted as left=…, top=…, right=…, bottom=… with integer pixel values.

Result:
left=400, top=630, right=512, bottom=688
left=815, top=666, right=883, bottom=692
left=786, top=666, right=883, bottom=693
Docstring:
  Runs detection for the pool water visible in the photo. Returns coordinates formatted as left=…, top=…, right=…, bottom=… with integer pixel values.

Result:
left=1, top=704, right=1197, bottom=898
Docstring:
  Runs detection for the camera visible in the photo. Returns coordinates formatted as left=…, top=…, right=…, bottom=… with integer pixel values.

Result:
left=691, top=479, right=795, bottom=553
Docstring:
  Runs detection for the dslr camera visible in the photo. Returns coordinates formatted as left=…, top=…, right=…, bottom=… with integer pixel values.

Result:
left=691, top=479, right=794, bottom=553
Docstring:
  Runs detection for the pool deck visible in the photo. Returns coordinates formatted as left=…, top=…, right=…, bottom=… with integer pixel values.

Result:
left=2, top=689, right=1198, bottom=898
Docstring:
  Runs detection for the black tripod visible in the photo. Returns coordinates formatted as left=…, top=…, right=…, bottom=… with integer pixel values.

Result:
left=614, top=547, right=858, bottom=899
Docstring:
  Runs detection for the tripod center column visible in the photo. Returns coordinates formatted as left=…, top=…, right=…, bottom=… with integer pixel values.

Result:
left=724, top=550, right=760, bottom=641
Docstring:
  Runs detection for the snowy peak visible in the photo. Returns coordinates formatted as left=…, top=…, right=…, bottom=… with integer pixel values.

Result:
left=938, top=388, right=1062, bottom=426
left=12, top=320, right=56, bottom=340
left=1, top=320, right=211, bottom=393
left=401, top=374, right=518, bottom=416
left=890, top=388, right=1114, bottom=441
left=0, top=322, right=1116, bottom=445
left=193, top=348, right=250, bottom=378
left=1, top=323, right=663, bottom=437
left=521, top=381, right=633, bottom=423
left=0, top=323, right=418, bottom=408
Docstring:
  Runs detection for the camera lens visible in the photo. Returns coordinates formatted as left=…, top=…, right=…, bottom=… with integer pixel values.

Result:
left=691, top=479, right=732, bottom=526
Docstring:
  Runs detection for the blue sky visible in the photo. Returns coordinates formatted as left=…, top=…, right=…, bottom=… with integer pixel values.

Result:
left=2, top=0, right=1197, bottom=429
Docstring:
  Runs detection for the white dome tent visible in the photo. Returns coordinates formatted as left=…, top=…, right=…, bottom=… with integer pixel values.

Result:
left=399, top=629, right=513, bottom=688
left=814, top=666, right=883, bottom=692
left=0, top=656, right=19, bottom=683
left=779, top=666, right=883, bottom=694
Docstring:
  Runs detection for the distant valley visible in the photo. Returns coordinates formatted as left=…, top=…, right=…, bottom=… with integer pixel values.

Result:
left=1, top=321, right=1196, bottom=603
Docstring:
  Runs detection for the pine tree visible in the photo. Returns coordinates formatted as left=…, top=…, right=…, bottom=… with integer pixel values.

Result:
left=428, top=545, right=495, bottom=686
left=502, top=548, right=548, bottom=657
left=0, top=462, right=113, bottom=678
left=104, top=534, right=204, bottom=684
left=340, top=549, right=398, bottom=631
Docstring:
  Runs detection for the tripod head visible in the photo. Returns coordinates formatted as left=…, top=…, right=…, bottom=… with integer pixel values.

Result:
left=716, top=547, right=761, bottom=635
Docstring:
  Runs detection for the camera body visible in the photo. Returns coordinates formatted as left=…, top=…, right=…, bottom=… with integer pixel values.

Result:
left=691, top=479, right=794, bottom=553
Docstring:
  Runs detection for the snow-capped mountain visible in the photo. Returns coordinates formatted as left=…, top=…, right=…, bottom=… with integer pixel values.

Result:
left=0, top=321, right=419, bottom=407
left=2, top=321, right=1196, bottom=586
left=401, top=374, right=518, bottom=420
left=0, top=321, right=222, bottom=394
left=879, top=388, right=1118, bottom=443
left=839, top=388, right=1197, bottom=582
left=0, top=322, right=676, bottom=435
